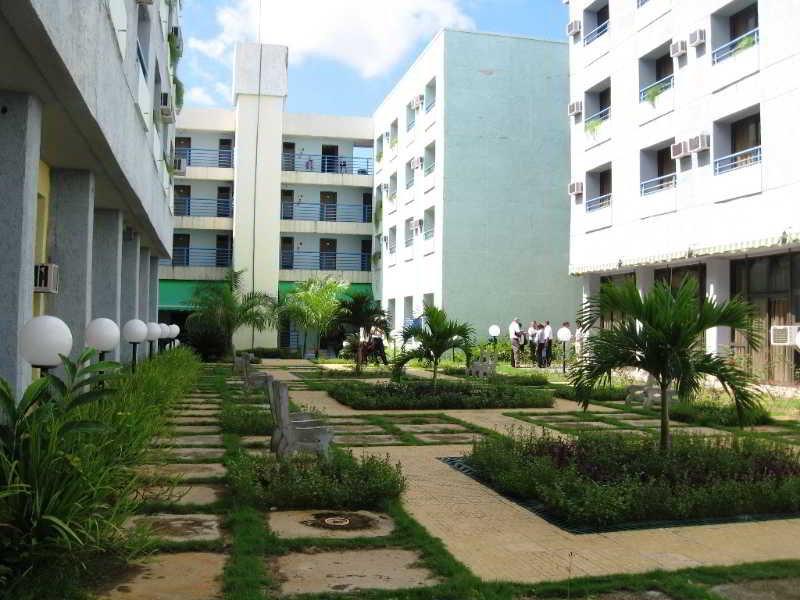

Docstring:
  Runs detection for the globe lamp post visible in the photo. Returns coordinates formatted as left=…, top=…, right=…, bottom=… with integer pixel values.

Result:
left=122, top=319, right=148, bottom=372
left=20, top=315, right=73, bottom=376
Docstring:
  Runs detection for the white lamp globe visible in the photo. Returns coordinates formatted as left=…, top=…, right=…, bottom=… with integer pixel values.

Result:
left=122, top=319, right=148, bottom=344
left=159, top=323, right=170, bottom=338
left=488, top=324, right=501, bottom=337
left=85, top=318, right=120, bottom=352
left=557, top=326, right=572, bottom=343
left=174, top=339, right=181, bottom=347
left=169, top=324, right=180, bottom=339
left=146, top=322, right=161, bottom=341
left=20, top=315, right=73, bottom=368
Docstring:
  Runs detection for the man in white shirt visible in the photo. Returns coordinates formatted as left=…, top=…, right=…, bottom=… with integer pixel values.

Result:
left=527, top=322, right=538, bottom=365
left=508, top=319, right=522, bottom=368
left=543, top=321, right=554, bottom=367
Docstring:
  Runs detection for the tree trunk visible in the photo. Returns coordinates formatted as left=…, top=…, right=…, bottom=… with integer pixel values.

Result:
left=432, top=358, right=438, bottom=390
left=354, top=341, right=364, bottom=374
left=302, top=331, right=307, bottom=359
left=659, top=381, right=671, bottom=452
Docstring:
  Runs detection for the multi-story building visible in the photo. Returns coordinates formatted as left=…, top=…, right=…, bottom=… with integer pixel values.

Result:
left=0, top=0, right=181, bottom=395
left=567, top=0, right=800, bottom=383
left=374, top=29, right=578, bottom=334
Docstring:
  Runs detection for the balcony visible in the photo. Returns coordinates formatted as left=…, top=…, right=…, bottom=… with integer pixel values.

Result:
left=174, top=197, right=233, bottom=218
left=584, top=107, right=611, bottom=148
left=583, top=21, right=609, bottom=46
left=161, top=247, right=232, bottom=268
left=710, top=28, right=760, bottom=91
left=586, top=193, right=611, bottom=212
left=280, top=251, right=371, bottom=272
left=424, top=162, right=435, bottom=176
left=584, top=193, right=612, bottom=232
left=638, top=76, right=674, bottom=125
left=281, top=153, right=373, bottom=176
left=422, top=228, right=434, bottom=255
left=176, top=147, right=234, bottom=168
left=403, top=236, right=414, bottom=261
left=280, top=201, right=371, bottom=223
left=639, top=175, right=677, bottom=218
left=387, top=243, right=397, bottom=266
left=406, top=174, right=415, bottom=189
left=712, top=146, right=763, bottom=202
left=712, top=28, right=759, bottom=65
left=714, top=146, right=761, bottom=175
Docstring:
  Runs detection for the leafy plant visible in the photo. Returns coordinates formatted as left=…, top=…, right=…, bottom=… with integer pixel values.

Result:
left=373, top=196, right=382, bottom=227
left=376, top=150, right=383, bottom=162
left=735, top=33, right=756, bottom=53
left=174, top=75, right=184, bottom=111
left=167, top=31, right=182, bottom=68
left=221, top=403, right=273, bottom=435
left=644, top=84, right=664, bottom=106
left=335, top=292, right=388, bottom=372
left=571, top=276, right=762, bottom=451
left=584, top=117, right=603, bottom=136
left=279, top=276, right=345, bottom=358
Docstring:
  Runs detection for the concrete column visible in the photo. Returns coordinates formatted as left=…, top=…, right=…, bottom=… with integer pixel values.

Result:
left=91, top=210, right=123, bottom=359
left=0, top=92, right=41, bottom=398
left=49, top=169, right=95, bottom=359
left=635, top=267, right=654, bottom=298
left=138, top=247, right=151, bottom=322
left=580, top=274, right=601, bottom=329
left=149, top=255, right=160, bottom=323
left=120, top=229, right=140, bottom=363
left=706, top=258, right=731, bottom=355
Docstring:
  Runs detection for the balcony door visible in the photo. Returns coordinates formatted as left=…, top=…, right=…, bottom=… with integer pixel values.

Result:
left=282, top=142, right=296, bottom=171
left=218, top=139, right=233, bottom=168
left=215, top=235, right=231, bottom=267
left=281, top=189, right=294, bottom=219
left=321, top=144, right=338, bottom=173
left=175, top=136, right=191, bottom=164
left=361, top=239, right=372, bottom=271
left=320, top=191, right=337, bottom=221
left=731, top=114, right=760, bottom=153
left=730, top=4, right=758, bottom=39
left=362, top=192, right=373, bottom=223
left=174, top=184, right=190, bottom=216
left=320, top=238, right=336, bottom=270
left=280, top=237, right=294, bottom=269
left=217, top=186, right=231, bottom=217
left=599, top=169, right=612, bottom=195
left=173, top=233, right=189, bottom=266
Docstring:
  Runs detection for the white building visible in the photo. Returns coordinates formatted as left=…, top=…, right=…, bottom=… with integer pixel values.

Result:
left=567, top=0, right=800, bottom=383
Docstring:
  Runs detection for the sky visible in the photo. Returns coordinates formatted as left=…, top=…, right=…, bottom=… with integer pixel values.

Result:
left=180, top=0, right=569, bottom=116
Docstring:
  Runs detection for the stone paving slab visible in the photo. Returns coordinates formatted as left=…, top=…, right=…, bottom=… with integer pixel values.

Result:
left=547, top=421, right=618, bottom=430
left=396, top=423, right=469, bottom=433
left=240, top=435, right=270, bottom=447
left=140, top=484, right=226, bottom=506
left=712, top=577, right=800, bottom=600
left=332, top=424, right=387, bottom=434
left=174, top=403, right=220, bottom=411
left=415, top=433, right=484, bottom=444
left=136, top=463, right=227, bottom=482
left=261, top=358, right=314, bottom=367
left=269, top=510, right=395, bottom=539
left=172, top=425, right=221, bottom=435
left=171, top=408, right=221, bottom=416
left=676, top=426, right=732, bottom=437
left=162, top=447, right=225, bottom=461
left=94, top=552, right=226, bottom=599
left=746, top=425, right=796, bottom=434
left=153, top=435, right=224, bottom=447
left=334, top=434, right=403, bottom=446
left=274, top=548, right=439, bottom=595
left=168, top=416, right=221, bottom=426
left=126, top=514, right=222, bottom=542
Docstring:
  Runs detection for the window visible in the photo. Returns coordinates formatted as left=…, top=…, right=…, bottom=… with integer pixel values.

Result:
left=712, top=3, right=759, bottom=64
left=714, top=109, right=762, bottom=174
left=389, top=173, right=398, bottom=199
left=405, top=160, right=416, bottom=189
left=585, top=80, right=611, bottom=123
left=584, top=2, right=609, bottom=45
left=389, top=120, right=399, bottom=149
left=731, top=114, right=761, bottom=154
left=424, top=143, right=436, bottom=176
left=388, top=226, right=397, bottom=254
left=640, top=144, right=677, bottom=195
left=375, top=136, right=384, bottom=162
left=136, top=5, right=150, bottom=79
left=387, top=299, right=396, bottom=330
left=404, top=218, right=415, bottom=248
left=586, top=166, right=612, bottom=210
left=406, top=102, right=416, bottom=131
left=422, top=207, right=435, bottom=240
left=640, top=45, right=674, bottom=103
left=425, top=78, right=437, bottom=112
left=730, top=4, right=758, bottom=39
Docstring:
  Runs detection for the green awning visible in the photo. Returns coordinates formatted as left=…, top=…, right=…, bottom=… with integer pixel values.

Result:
left=159, top=280, right=225, bottom=311
left=278, top=281, right=373, bottom=301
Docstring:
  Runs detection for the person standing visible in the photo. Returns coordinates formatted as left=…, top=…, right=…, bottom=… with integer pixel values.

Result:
left=543, top=320, right=553, bottom=367
left=508, top=318, right=522, bottom=368
left=535, top=323, right=546, bottom=368
left=369, top=325, right=389, bottom=366
left=527, top=321, right=538, bottom=365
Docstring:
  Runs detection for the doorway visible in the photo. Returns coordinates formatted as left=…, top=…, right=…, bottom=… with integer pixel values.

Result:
left=321, top=144, right=338, bottom=173
left=281, top=189, right=294, bottom=219
left=172, top=233, right=189, bottom=266
left=320, top=238, right=337, bottom=270
left=217, top=186, right=231, bottom=217
left=362, top=192, right=373, bottom=223
left=361, top=239, right=372, bottom=271
left=282, top=142, right=296, bottom=171
left=280, top=237, right=294, bottom=269
left=216, top=235, right=231, bottom=267
left=218, top=139, right=233, bottom=168
left=175, top=136, right=191, bottom=164
left=174, top=184, right=190, bottom=216
left=320, top=191, right=337, bottom=221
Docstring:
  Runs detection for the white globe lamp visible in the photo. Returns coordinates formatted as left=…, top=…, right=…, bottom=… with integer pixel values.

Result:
left=556, top=323, right=573, bottom=374
left=85, top=318, right=120, bottom=361
left=122, top=319, right=148, bottom=371
left=146, top=322, right=161, bottom=358
left=488, top=324, right=501, bottom=338
left=168, top=324, right=180, bottom=349
left=20, top=315, right=73, bottom=374
left=159, top=323, right=169, bottom=338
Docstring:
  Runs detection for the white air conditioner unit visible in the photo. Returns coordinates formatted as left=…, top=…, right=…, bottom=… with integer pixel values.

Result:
left=689, top=29, right=706, bottom=47
left=671, top=140, right=689, bottom=160
left=381, top=183, right=390, bottom=192
left=173, top=157, right=186, bottom=175
left=568, top=181, right=584, bottom=196
left=410, top=157, right=422, bottom=169
left=33, top=263, right=59, bottom=293
left=159, top=93, right=175, bottom=123
left=568, top=100, right=583, bottom=117
left=670, top=40, right=687, bottom=58
left=688, top=134, right=710, bottom=153
left=384, top=131, right=391, bottom=141
left=566, top=20, right=582, bottom=37
left=770, top=325, right=800, bottom=347
left=411, top=96, right=423, bottom=110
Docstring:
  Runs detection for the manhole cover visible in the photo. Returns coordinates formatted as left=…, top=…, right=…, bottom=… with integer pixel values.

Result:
left=301, top=512, right=376, bottom=531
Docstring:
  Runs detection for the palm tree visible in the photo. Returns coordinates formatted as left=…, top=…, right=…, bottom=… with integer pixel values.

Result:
left=393, top=305, right=474, bottom=387
left=336, top=292, right=388, bottom=371
left=186, top=269, right=278, bottom=360
left=571, top=276, right=762, bottom=452
left=280, top=276, right=345, bottom=358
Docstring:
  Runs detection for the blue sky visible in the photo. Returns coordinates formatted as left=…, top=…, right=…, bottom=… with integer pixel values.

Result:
left=181, top=0, right=568, bottom=116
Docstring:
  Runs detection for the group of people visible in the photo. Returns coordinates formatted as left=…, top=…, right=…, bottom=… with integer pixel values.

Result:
left=508, top=318, right=556, bottom=368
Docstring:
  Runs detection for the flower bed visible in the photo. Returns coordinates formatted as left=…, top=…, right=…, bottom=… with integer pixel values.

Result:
left=466, top=431, right=800, bottom=529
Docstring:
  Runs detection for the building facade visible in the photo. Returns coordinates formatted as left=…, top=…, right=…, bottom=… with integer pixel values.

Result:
left=567, top=0, right=800, bottom=383
left=0, top=0, right=181, bottom=396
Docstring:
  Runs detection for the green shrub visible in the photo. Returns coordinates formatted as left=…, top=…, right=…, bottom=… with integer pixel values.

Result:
left=221, top=403, right=274, bottom=435
left=321, top=380, right=554, bottom=410
left=185, top=316, right=227, bottom=361
left=239, top=347, right=301, bottom=359
left=670, top=398, right=772, bottom=427
left=467, top=431, right=800, bottom=528
left=227, top=448, right=405, bottom=509
left=440, top=368, right=549, bottom=387
left=551, top=383, right=628, bottom=402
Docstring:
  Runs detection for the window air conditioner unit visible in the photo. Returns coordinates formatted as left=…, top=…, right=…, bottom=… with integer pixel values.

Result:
left=173, top=156, right=186, bottom=175
left=770, top=325, right=800, bottom=347
left=670, top=140, right=689, bottom=160
left=33, top=263, right=59, bottom=294
left=160, top=93, right=175, bottom=123
left=568, top=100, right=583, bottom=116
left=670, top=40, right=687, bottom=58
left=688, top=134, right=710, bottom=153
left=411, top=96, right=423, bottom=110
left=384, top=131, right=391, bottom=140
left=568, top=181, right=584, bottom=196
left=689, top=29, right=706, bottom=47
left=566, top=20, right=582, bottom=37
left=410, top=157, right=422, bottom=169
left=381, top=183, right=390, bottom=192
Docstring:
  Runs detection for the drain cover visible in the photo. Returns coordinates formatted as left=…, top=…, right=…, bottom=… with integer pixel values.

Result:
left=301, top=512, right=376, bottom=531
left=323, top=516, right=351, bottom=527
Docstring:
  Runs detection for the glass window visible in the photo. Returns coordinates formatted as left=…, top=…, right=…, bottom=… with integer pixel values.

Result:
left=770, top=255, right=790, bottom=292
left=748, top=257, right=769, bottom=293
left=730, top=4, right=758, bottom=39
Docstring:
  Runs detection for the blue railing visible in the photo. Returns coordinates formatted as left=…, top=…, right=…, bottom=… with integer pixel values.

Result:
left=584, top=20, right=609, bottom=46
left=585, top=106, right=610, bottom=124
left=586, top=193, right=612, bottom=212
left=425, top=99, right=436, bottom=113
left=281, top=153, right=373, bottom=176
left=405, top=235, right=414, bottom=248
left=424, top=162, right=435, bottom=176
left=136, top=39, right=148, bottom=79
left=637, top=0, right=652, bottom=7
left=174, top=197, right=233, bottom=217
left=714, top=146, right=762, bottom=175
left=388, top=242, right=397, bottom=254
left=280, top=201, right=372, bottom=223
left=280, top=251, right=371, bottom=272
left=407, top=118, right=416, bottom=131
left=639, top=74, right=674, bottom=102
left=423, top=228, right=434, bottom=240
left=162, top=247, right=232, bottom=267
left=712, top=28, right=759, bottom=65
left=175, top=147, right=234, bottom=168
left=640, top=174, right=676, bottom=196
left=406, top=174, right=415, bottom=189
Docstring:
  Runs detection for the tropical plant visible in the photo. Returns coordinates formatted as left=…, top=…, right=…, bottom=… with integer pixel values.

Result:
left=373, top=196, right=382, bottom=227
left=280, top=276, right=346, bottom=357
left=335, top=292, right=388, bottom=372
left=644, top=84, right=664, bottom=106
left=186, top=269, right=278, bottom=361
left=393, top=305, right=475, bottom=386
left=570, top=276, right=762, bottom=451
left=584, top=117, right=603, bottom=136
left=735, top=33, right=757, bottom=53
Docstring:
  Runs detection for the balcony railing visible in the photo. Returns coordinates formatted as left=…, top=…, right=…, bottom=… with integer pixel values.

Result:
left=584, top=20, right=609, bottom=46
left=407, top=118, right=416, bottom=131
left=586, top=193, right=612, bottom=212
left=639, top=74, right=674, bottom=103
left=281, top=153, right=374, bottom=175
left=714, top=146, right=762, bottom=175
left=161, top=247, right=232, bottom=268
left=422, top=228, right=434, bottom=240
left=136, top=39, right=148, bottom=79
left=280, top=201, right=372, bottom=223
left=280, top=251, right=371, bottom=272
left=424, top=162, right=435, bottom=176
left=174, top=197, right=233, bottom=218
left=712, top=28, right=760, bottom=65
left=637, top=0, right=652, bottom=6
left=175, top=147, right=234, bottom=168
left=640, top=174, right=676, bottom=196
left=404, top=235, right=414, bottom=248
left=425, top=99, right=436, bottom=113
left=388, top=242, right=397, bottom=254
left=406, top=175, right=415, bottom=189
left=585, top=106, right=610, bottom=125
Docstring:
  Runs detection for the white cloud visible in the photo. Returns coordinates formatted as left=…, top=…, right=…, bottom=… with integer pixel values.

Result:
left=214, top=81, right=232, bottom=102
left=184, top=86, right=216, bottom=106
left=187, top=0, right=474, bottom=78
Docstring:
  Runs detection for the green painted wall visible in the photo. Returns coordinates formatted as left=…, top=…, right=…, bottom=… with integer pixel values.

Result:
left=159, top=279, right=224, bottom=311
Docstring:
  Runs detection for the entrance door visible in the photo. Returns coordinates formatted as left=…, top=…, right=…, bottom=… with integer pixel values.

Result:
left=361, top=238, right=372, bottom=271
left=320, top=238, right=336, bottom=270
left=174, top=184, right=190, bottom=216
left=217, top=186, right=231, bottom=217
left=362, top=192, right=373, bottom=223
left=281, top=189, right=294, bottom=220
left=218, top=139, right=233, bottom=168
left=280, top=237, right=294, bottom=269
left=173, top=233, right=189, bottom=266
left=282, top=142, right=296, bottom=171
left=321, top=144, right=338, bottom=174
left=175, top=136, right=191, bottom=164
left=216, top=235, right=231, bottom=267
left=320, top=191, right=337, bottom=222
